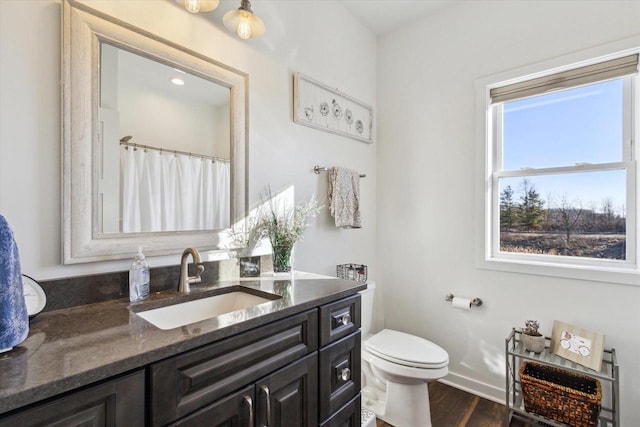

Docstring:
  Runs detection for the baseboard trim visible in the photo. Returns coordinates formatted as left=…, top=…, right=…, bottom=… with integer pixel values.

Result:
left=438, top=372, right=505, bottom=405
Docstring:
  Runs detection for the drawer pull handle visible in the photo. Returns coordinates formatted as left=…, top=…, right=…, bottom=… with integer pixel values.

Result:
left=337, top=367, right=351, bottom=382
left=261, top=385, right=271, bottom=427
left=338, top=313, right=351, bottom=326
left=243, top=395, right=254, bottom=427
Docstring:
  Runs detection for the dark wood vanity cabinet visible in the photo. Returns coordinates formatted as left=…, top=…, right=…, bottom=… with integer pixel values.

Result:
left=150, top=309, right=319, bottom=426
left=169, top=353, right=319, bottom=427
left=154, top=294, right=362, bottom=427
left=318, top=295, right=362, bottom=426
left=0, top=293, right=362, bottom=427
left=0, top=370, right=145, bottom=427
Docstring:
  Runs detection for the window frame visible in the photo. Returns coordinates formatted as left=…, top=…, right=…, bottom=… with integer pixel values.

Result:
left=476, top=44, right=640, bottom=286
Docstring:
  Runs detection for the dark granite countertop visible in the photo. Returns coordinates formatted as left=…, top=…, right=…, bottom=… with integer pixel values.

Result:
left=0, top=275, right=366, bottom=415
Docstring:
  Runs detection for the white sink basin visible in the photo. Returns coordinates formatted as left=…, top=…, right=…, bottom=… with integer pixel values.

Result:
left=136, top=291, right=276, bottom=330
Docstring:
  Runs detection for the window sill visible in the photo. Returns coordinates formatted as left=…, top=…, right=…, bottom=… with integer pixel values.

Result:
left=478, top=256, right=640, bottom=287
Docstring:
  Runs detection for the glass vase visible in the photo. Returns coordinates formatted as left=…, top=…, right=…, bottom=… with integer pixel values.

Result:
left=272, top=244, right=293, bottom=274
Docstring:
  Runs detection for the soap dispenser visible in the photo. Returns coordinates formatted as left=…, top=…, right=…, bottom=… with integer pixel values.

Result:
left=129, top=247, right=150, bottom=302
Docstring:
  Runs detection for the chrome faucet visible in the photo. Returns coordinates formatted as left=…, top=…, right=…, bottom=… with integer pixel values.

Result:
left=178, top=247, right=205, bottom=293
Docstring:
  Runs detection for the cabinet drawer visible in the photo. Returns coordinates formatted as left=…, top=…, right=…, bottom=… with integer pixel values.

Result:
left=319, top=331, right=361, bottom=421
left=319, top=395, right=361, bottom=427
left=168, top=385, right=254, bottom=427
left=150, top=309, right=318, bottom=426
left=0, top=370, right=145, bottom=427
left=319, top=295, right=361, bottom=346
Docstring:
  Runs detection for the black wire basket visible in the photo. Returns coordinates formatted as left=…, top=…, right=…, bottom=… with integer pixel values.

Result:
left=336, top=264, right=367, bottom=282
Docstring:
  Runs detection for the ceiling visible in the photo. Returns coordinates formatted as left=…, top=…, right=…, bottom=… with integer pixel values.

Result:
left=106, top=44, right=229, bottom=107
left=339, top=0, right=459, bottom=35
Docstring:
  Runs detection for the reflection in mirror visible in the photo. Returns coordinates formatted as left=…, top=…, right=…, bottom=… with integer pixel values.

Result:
left=99, top=44, right=231, bottom=234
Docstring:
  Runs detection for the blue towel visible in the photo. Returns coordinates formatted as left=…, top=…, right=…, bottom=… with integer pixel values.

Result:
left=0, top=214, right=29, bottom=352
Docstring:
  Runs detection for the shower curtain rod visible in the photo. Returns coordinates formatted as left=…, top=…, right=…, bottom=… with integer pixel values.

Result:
left=119, top=141, right=230, bottom=163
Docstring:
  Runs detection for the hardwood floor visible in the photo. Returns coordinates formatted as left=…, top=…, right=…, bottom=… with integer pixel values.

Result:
left=374, top=381, right=528, bottom=427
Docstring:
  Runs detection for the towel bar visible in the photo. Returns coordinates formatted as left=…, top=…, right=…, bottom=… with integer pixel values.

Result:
left=314, top=165, right=366, bottom=178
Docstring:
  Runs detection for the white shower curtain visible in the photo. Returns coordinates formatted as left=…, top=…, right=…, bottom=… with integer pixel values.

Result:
left=121, top=147, right=230, bottom=233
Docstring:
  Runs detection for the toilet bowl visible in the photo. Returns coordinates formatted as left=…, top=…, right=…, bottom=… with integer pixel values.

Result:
left=359, top=283, right=449, bottom=427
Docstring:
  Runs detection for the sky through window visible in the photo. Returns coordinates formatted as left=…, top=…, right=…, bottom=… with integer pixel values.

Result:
left=502, top=79, right=626, bottom=214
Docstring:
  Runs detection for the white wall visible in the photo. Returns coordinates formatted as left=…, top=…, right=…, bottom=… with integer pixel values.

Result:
left=212, top=104, right=230, bottom=159
left=118, top=79, right=222, bottom=157
left=377, top=1, right=640, bottom=424
left=0, top=0, right=377, bottom=279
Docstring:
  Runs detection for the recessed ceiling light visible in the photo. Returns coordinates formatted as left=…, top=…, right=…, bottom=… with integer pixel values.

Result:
left=171, top=78, right=185, bottom=86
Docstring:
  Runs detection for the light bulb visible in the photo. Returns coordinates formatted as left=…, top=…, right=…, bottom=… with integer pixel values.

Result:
left=237, top=12, right=252, bottom=39
left=223, top=1, right=265, bottom=39
left=184, top=0, right=200, bottom=13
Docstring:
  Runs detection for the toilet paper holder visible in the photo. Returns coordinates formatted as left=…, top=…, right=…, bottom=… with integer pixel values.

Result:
left=445, top=293, right=482, bottom=307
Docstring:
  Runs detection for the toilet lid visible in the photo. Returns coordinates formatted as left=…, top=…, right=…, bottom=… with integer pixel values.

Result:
left=365, top=329, right=449, bottom=369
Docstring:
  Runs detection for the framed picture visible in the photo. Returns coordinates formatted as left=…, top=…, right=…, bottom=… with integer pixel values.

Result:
left=239, top=256, right=260, bottom=278
left=550, top=320, right=605, bottom=371
left=293, top=73, right=374, bottom=144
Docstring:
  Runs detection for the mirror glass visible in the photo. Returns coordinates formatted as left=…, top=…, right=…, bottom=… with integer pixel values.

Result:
left=99, top=43, right=231, bottom=234
left=62, top=0, right=248, bottom=264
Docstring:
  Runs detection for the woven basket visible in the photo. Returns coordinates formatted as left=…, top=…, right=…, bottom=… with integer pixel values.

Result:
left=519, top=361, right=602, bottom=427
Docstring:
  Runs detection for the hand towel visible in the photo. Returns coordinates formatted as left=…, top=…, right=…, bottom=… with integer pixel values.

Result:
left=0, top=214, right=29, bottom=352
left=328, top=167, right=362, bottom=228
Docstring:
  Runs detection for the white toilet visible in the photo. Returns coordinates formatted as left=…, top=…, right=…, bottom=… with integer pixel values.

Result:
left=359, top=283, right=449, bottom=427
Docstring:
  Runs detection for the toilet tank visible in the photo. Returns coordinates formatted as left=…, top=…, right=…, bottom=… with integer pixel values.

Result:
left=359, top=282, right=376, bottom=336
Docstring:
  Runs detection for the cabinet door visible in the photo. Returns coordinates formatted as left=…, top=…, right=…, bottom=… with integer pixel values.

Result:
left=150, top=309, right=318, bottom=426
left=319, top=332, right=361, bottom=421
left=256, top=353, right=318, bottom=427
left=319, top=395, right=361, bottom=427
left=0, top=370, right=145, bottom=427
left=169, top=385, right=254, bottom=427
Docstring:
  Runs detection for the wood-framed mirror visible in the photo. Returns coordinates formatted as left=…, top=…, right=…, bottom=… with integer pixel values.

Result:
left=62, top=0, right=247, bottom=264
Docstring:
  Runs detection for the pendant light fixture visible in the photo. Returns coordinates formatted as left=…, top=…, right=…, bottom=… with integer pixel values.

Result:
left=174, top=0, right=219, bottom=14
left=223, top=0, right=265, bottom=40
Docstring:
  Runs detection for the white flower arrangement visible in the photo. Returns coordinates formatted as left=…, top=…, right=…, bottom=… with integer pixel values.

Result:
left=231, top=187, right=322, bottom=272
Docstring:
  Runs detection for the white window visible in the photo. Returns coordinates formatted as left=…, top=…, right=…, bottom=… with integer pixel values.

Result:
left=480, top=52, right=640, bottom=285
